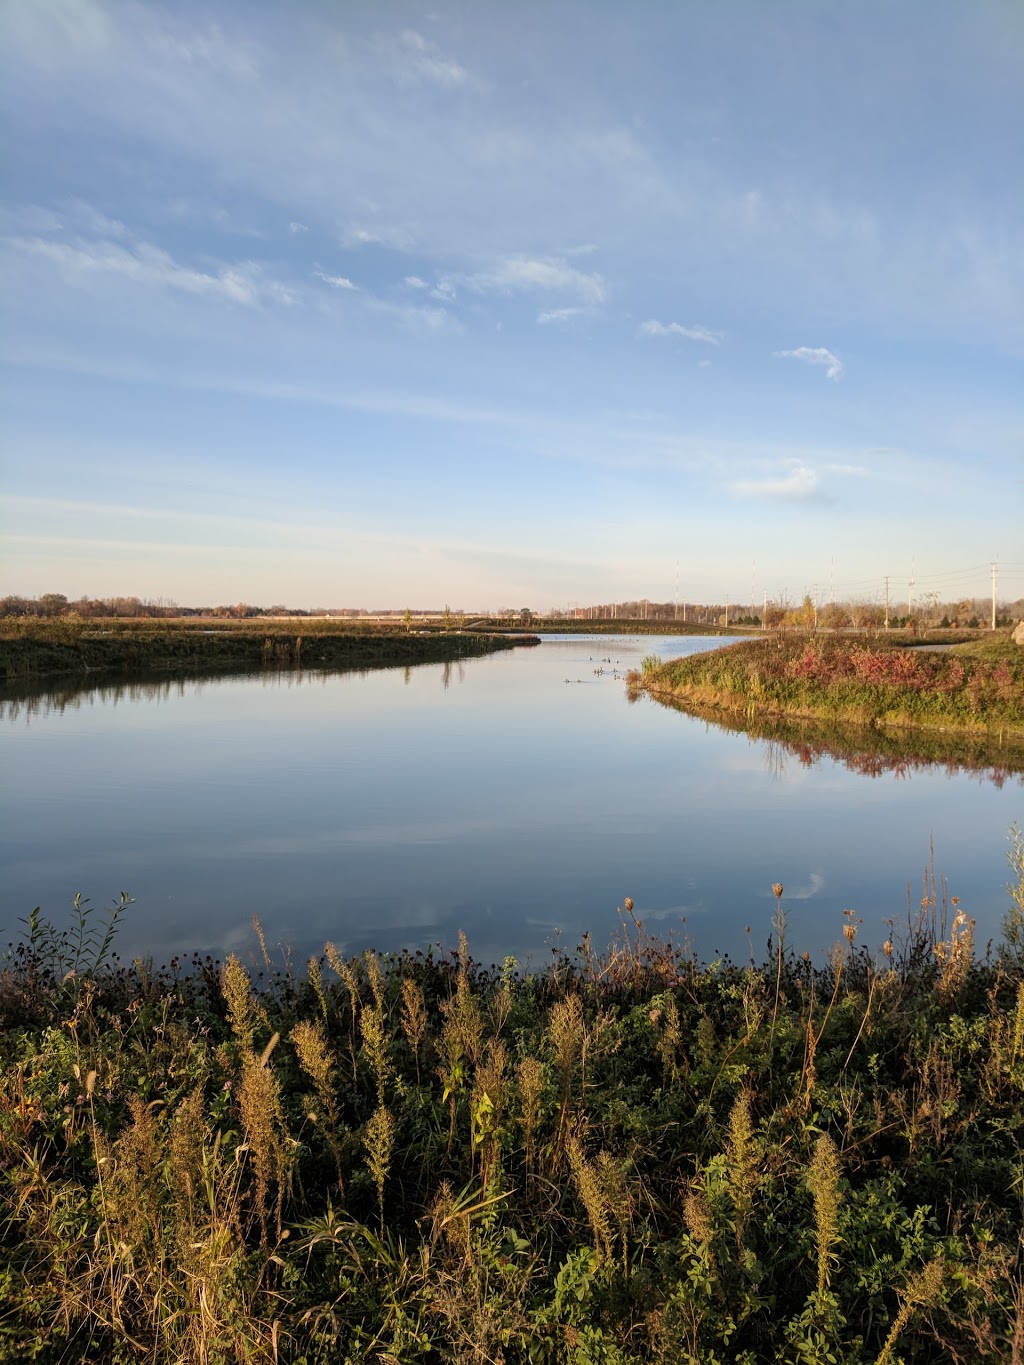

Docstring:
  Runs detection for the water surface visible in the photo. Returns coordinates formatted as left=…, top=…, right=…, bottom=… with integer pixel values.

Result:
left=2, top=635, right=1020, bottom=968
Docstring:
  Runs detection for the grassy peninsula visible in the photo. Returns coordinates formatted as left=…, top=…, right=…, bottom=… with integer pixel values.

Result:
left=0, top=616, right=535, bottom=684
left=633, top=633, right=1024, bottom=748
left=2, top=859, right=1024, bottom=1364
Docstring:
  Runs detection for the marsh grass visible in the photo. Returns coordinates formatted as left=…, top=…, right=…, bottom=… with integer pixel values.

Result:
left=3, top=869, right=1024, bottom=1362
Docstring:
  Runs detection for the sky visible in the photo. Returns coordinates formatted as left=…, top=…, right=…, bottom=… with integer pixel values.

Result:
left=1, top=1, right=1022, bottom=612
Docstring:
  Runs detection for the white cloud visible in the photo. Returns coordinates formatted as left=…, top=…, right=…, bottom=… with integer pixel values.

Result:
left=288, top=221, right=308, bottom=234
left=537, top=307, right=587, bottom=325
left=404, top=275, right=427, bottom=289
left=730, top=463, right=822, bottom=501
left=775, top=346, right=844, bottom=380
left=639, top=319, right=723, bottom=345
left=397, top=28, right=472, bottom=88
left=313, top=269, right=357, bottom=290
left=465, top=255, right=605, bottom=305
left=340, top=222, right=417, bottom=251
left=9, top=233, right=293, bottom=306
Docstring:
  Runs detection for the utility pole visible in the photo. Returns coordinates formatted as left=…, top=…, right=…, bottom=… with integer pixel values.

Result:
left=675, top=560, right=679, bottom=620
left=992, top=562, right=998, bottom=630
left=884, top=576, right=890, bottom=630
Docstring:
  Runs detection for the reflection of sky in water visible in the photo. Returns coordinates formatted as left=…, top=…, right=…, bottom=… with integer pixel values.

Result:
left=2, top=635, right=1021, bottom=969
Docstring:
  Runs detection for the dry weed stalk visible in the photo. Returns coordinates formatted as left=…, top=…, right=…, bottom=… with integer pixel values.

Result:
left=364, top=1105, right=396, bottom=1227
left=807, top=1134, right=842, bottom=1304
left=934, top=907, right=976, bottom=1004
left=400, top=976, right=428, bottom=1084
left=291, top=1018, right=344, bottom=1192
left=307, top=953, right=329, bottom=1024
left=222, top=954, right=256, bottom=1050
left=566, top=1134, right=615, bottom=1266
left=516, top=1055, right=545, bottom=1179
left=724, top=1092, right=759, bottom=1253
left=876, top=1257, right=945, bottom=1365
left=363, top=948, right=387, bottom=1011
left=238, top=1032, right=287, bottom=1244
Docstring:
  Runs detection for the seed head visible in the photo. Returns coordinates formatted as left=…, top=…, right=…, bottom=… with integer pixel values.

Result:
left=772, top=883, right=784, bottom=901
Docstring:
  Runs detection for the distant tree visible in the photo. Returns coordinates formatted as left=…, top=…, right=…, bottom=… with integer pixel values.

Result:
left=39, top=593, right=68, bottom=617
left=520, top=607, right=533, bottom=626
left=442, top=605, right=452, bottom=632
left=404, top=608, right=412, bottom=633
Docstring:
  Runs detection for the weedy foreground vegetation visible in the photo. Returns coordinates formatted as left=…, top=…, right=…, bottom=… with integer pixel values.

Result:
left=3, top=841, right=1024, bottom=1364
left=633, top=634, right=1024, bottom=748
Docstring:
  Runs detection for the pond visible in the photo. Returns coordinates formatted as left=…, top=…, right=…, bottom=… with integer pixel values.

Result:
left=2, top=634, right=1020, bottom=969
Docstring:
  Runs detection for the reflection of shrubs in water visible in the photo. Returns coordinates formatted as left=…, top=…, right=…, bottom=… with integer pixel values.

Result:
left=3, top=886, right=1024, bottom=1362
left=660, top=698, right=1023, bottom=788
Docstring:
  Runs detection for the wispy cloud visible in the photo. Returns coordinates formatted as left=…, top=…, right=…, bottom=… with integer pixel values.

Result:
left=639, top=319, right=723, bottom=346
left=396, top=28, right=474, bottom=89
left=775, top=346, right=844, bottom=380
left=730, top=463, right=825, bottom=502
left=463, top=255, right=606, bottom=305
left=313, top=269, right=357, bottom=290
left=536, top=306, right=588, bottom=326
left=9, top=233, right=293, bottom=307
left=288, top=221, right=308, bottom=234
left=339, top=222, right=417, bottom=251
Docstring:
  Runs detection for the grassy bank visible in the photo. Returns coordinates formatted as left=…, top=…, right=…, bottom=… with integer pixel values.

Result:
left=0, top=617, right=534, bottom=683
left=2, top=853, right=1024, bottom=1363
left=634, top=633, right=1024, bottom=743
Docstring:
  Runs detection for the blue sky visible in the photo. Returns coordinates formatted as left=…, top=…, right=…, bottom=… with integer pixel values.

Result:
left=1, top=1, right=1021, bottom=611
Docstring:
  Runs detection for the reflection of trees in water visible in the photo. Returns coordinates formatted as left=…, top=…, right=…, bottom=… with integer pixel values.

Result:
left=1, top=654, right=469, bottom=722
left=0, top=667, right=361, bottom=722
left=662, top=699, right=1023, bottom=789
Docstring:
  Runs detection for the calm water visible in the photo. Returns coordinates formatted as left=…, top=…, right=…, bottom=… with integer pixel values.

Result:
left=2, top=634, right=1021, bottom=969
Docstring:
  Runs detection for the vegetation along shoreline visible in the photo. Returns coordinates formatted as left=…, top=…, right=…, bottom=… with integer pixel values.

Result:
left=0, top=616, right=539, bottom=684
left=632, top=631, right=1024, bottom=748
left=2, top=846, right=1024, bottom=1363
